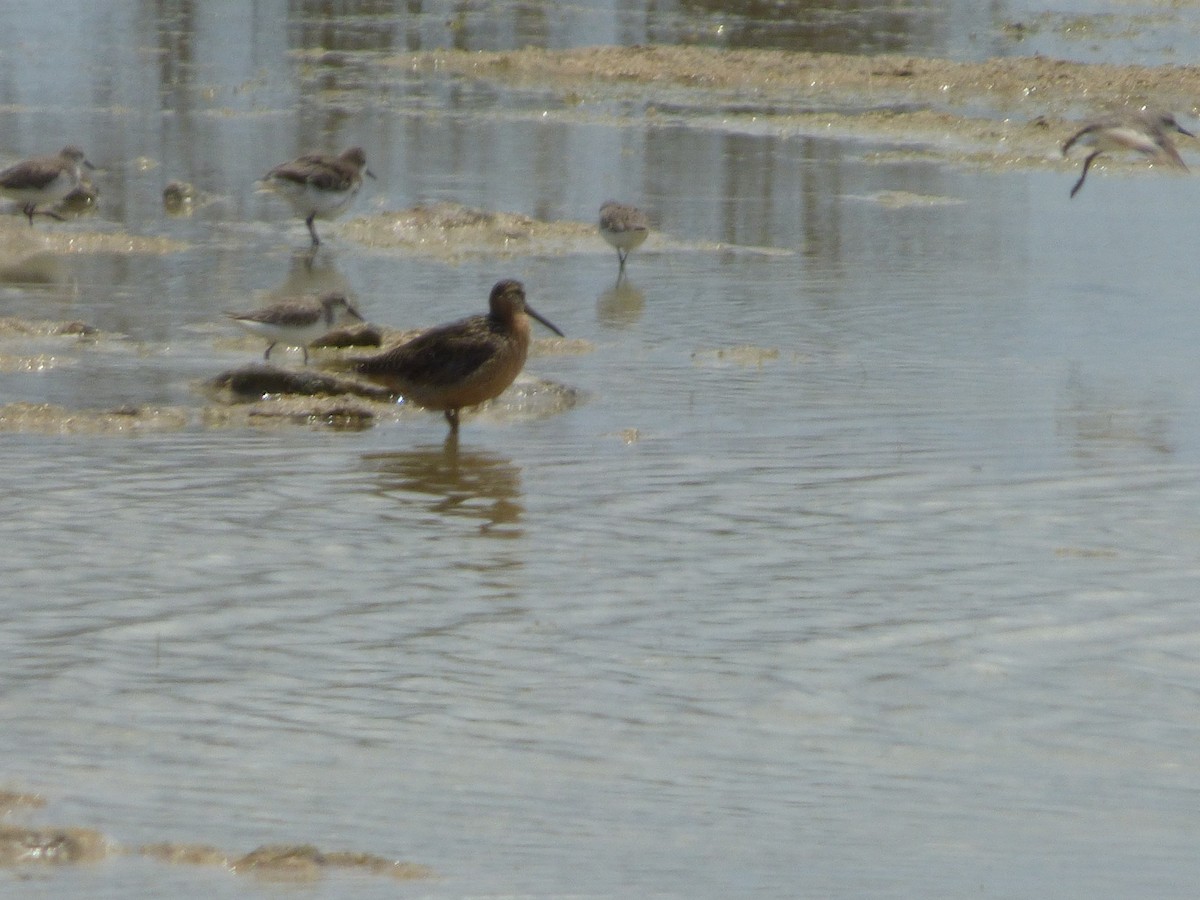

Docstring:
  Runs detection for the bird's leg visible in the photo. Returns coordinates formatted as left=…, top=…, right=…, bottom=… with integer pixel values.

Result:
left=22, top=203, right=35, bottom=225
left=1070, top=151, right=1101, bottom=199
left=305, top=213, right=320, bottom=246
left=444, top=408, right=460, bottom=432
left=264, top=343, right=276, bottom=361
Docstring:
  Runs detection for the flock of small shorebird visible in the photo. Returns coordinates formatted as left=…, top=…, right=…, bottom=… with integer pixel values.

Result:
left=0, top=109, right=1186, bottom=433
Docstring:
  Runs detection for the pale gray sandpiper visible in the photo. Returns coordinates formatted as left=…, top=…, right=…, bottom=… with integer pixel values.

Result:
left=0, top=146, right=95, bottom=225
left=354, top=279, right=564, bottom=433
left=225, top=293, right=365, bottom=365
left=599, top=200, right=650, bottom=275
left=1062, top=111, right=1193, bottom=198
left=261, top=146, right=375, bottom=246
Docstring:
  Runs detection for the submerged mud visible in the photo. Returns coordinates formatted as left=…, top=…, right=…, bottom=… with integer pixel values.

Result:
left=0, top=828, right=431, bottom=881
left=400, top=45, right=1200, bottom=115
left=0, top=312, right=581, bottom=434
left=0, top=789, right=431, bottom=880
left=344, top=200, right=595, bottom=257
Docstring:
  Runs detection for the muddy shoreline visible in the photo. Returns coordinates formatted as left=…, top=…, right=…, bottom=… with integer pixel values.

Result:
left=398, top=45, right=1200, bottom=114
left=387, top=46, right=1200, bottom=170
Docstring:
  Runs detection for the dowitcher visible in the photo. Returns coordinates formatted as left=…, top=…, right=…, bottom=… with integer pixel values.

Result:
left=599, top=200, right=650, bottom=275
left=1062, top=111, right=1192, bottom=198
left=226, top=293, right=365, bottom=364
left=261, top=147, right=375, bottom=246
left=354, top=279, right=563, bottom=432
left=0, top=146, right=94, bottom=224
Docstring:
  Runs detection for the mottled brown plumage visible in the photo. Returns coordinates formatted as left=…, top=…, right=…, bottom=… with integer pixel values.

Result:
left=0, top=146, right=94, bottom=224
left=262, top=146, right=375, bottom=245
left=355, top=279, right=563, bottom=432
left=599, top=200, right=650, bottom=275
left=225, top=293, right=364, bottom=364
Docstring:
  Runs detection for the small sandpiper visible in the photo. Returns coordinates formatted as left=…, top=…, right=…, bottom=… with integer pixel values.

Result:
left=261, top=146, right=375, bottom=246
left=1062, top=111, right=1193, bottom=198
left=225, top=293, right=365, bottom=365
left=599, top=200, right=650, bottom=276
left=354, top=279, right=563, bottom=433
left=0, top=146, right=95, bottom=224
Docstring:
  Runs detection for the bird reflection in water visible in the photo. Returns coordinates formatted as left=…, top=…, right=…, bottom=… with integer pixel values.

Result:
left=275, top=246, right=353, bottom=297
left=362, top=437, right=524, bottom=537
left=596, top=278, right=645, bottom=329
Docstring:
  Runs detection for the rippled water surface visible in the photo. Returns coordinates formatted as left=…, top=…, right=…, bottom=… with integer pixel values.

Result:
left=3, top=1, right=1200, bottom=898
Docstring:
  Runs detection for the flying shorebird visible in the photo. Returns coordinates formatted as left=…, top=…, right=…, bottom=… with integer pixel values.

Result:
left=1062, top=111, right=1193, bottom=198
left=261, top=146, right=375, bottom=246
left=0, top=146, right=95, bottom=225
left=225, top=293, right=365, bottom=365
left=354, top=279, right=564, bottom=433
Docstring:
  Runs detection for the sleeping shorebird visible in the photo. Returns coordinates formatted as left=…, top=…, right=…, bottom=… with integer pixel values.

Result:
left=354, top=279, right=563, bottom=433
left=261, top=146, right=375, bottom=246
left=0, top=146, right=95, bottom=224
left=225, top=293, right=365, bottom=365
left=599, top=200, right=650, bottom=276
left=1062, top=111, right=1193, bottom=198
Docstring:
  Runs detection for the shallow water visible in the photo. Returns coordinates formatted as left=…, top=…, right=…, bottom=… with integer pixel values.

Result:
left=3, top=1, right=1200, bottom=898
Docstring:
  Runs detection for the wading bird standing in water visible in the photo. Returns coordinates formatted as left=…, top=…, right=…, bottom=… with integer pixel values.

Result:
left=225, top=293, right=365, bottom=365
left=261, top=147, right=375, bottom=246
left=599, top=200, right=650, bottom=277
left=0, top=146, right=95, bottom=224
left=354, top=279, right=563, bottom=433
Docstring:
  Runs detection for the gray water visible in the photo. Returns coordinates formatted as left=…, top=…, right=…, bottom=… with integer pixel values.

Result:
left=2, top=1, right=1200, bottom=897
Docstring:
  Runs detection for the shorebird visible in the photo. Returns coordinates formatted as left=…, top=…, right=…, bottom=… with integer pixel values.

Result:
left=1062, top=111, right=1193, bottom=198
left=354, top=279, right=563, bottom=432
left=225, top=293, right=365, bottom=364
left=0, top=146, right=95, bottom=224
left=599, top=200, right=650, bottom=276
left=261, top=146, right=375, bottom=246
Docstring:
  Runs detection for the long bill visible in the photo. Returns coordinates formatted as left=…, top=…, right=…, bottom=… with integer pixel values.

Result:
left=526, top=304, right=564, bottom=337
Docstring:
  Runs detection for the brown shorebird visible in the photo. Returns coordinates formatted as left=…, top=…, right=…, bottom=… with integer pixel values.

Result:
left=225, top=293, right=365, bottom=364
left=1062, top=111, right=1193, bottom=198
left=599, top=200, right=649, bottom=276
left=261, top=147, right=375, bottom=246
left=0, top=146, right=94, bottom=224
left=354, top=279, right=563, bottom=432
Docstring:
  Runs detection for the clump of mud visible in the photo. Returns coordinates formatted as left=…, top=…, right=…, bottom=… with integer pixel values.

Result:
left=0, top=791, right=46, bottom=814
left=0, top=791, right=433, bottom=881
left=229, top=844, right=433, bottom=881
left=344, top=200, right=595, bottom=258
left=693, top=345, right=783, bottom=367
left=0, top=830, right=432, bottom=881
left=0, top=826, right=109, bottom=865
left=0, top=402, right=193, bottom=434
